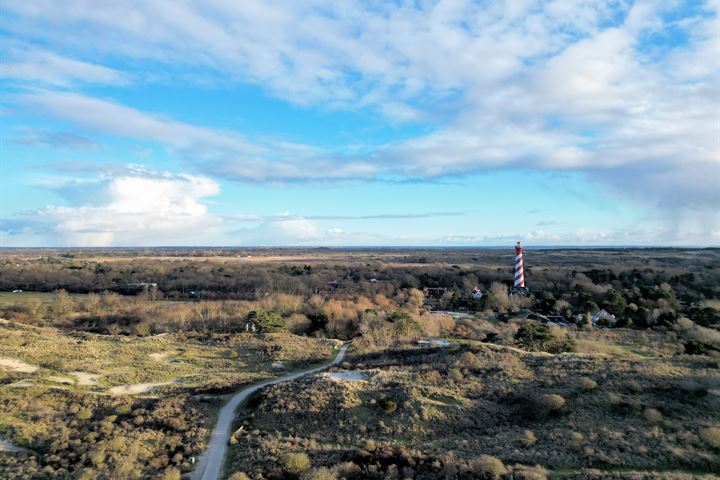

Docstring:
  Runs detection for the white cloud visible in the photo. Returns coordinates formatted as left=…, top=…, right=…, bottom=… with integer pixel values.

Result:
left=0, top=45, right=127, bottom=86
left=14, top=90, right=378, bottom=182
left=5, top=170, right=221, bottom=246
left=2, top=0, right=717, bottom=243
left=233, top=217, right=321, bottom=246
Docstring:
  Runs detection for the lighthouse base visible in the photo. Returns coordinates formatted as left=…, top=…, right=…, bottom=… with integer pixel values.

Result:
left=509, top=286, right=530, bottom=296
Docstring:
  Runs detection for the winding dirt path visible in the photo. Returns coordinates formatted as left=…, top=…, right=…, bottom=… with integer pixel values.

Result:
left=192, top=344, right=349, bottom=480
left=0, top=439, right=37, bottom=455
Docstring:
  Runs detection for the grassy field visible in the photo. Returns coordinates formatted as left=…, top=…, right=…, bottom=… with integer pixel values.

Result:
left=0, top=291, right=91, bottom=305
left=0, top=247, right=718, bottom=479
left=0, top=319, right=339, bottom=479
left=224, top=331, right=720, bottom=480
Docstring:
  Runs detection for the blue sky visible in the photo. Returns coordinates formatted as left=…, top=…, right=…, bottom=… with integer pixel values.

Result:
left=0, top=0, right=717, bottom=247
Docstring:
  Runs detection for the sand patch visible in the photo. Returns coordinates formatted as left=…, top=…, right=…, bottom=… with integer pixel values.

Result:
left=149, top=351, right=173, bottom=362
left=108, top=381, right=173, bottom=395
left=0, top=357, right=38, bottom=373
left=71, top=372, right=101, bottom=385
left=6, top=379, right=34, bottom=388
left=327, top=370, right=370, bottom=382
left=0, top=439, right=35, bottom=455
left=47, top=376, right=74, bottom=384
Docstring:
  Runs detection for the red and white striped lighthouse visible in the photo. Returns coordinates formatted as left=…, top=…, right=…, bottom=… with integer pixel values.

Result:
left=514, top=241, right=525, bottom=288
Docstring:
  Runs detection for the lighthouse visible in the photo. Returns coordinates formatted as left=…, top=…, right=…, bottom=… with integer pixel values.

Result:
left=514, top=241, right=524, bottom=288
left=510, top=241, right=529, bottom=295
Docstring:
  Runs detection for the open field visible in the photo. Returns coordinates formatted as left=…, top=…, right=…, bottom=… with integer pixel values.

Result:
left=225, top=334, right=720, bottom=479
left=0, top=318, right=338, bottom=479
left=0, top=247, right=718, bottom=479
left=0, top=291, right=90, bottom=304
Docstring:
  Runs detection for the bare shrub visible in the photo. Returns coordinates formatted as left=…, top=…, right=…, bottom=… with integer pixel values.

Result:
left=643, top=408, right=663, bottom=423
left=334, top=462, right=361, bottom=478
left=160, top=468, right=181, bottom=480
left=486, top=282, right=510, bottom=313
left=458, top=351, right=485, bottom=370
left=228, top=473, right=251, bottom=480
left=300, top=467, right=337, bottom=480
left=513, top=465, right=547, bottom=480
left=469, top=454, right=506, bottom=479
left=576, top=377, right=597, bottom=391
left=534, top=394, right=565, bottom=417
left=699, top=427, right=720, bottom=449
left=286, top=313, right=312, bottom=334
left=522, top=430, right=537, bottom=446
left=75, top=409, right=93, bottom=420
left=283, top=452, right=311, bottom=474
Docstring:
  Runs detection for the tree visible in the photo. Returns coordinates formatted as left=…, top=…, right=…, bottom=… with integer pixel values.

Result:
left=602, top=289, right=627, bottom=314
left=386, top=311, right=421, bottom=337
left=246, top=310, right=287, bottom=333
left=514, top=323, right=575, bottom=353
left=553, top=299, right=573, bottom=319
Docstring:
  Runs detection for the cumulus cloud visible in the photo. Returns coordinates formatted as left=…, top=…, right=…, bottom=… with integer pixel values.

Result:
left=3, top=169, right=221, bottom=246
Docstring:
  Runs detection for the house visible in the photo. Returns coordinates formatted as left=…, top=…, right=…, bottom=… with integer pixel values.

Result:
left=127, top=282, right=158, bottom=289
left=591, top=309, right=617, bottom=327
left=423, top=287, right=446, bottom=299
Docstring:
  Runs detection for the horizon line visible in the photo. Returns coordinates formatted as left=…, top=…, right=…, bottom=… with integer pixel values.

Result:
left=1, top=245, right=718, bottom=250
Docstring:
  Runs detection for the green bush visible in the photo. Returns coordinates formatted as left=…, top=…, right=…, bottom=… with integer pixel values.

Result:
left=514, top=323, right=575, bottom=353
left=381, top=399, right=397, bottom=413
left=75, top=408, right=93, bottom=420
left=115, top=404, right=132, bottom=415
left=247, top=310, right=287, bottom=333
left=283, top=452, right=311, bottom=474
left=685, top=340, right=714, bottom=355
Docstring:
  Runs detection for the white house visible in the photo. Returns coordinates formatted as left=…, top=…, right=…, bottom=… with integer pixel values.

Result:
left=591, top=309, right=617, bottom=327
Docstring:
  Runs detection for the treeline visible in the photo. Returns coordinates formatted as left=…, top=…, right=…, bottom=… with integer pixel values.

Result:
left=1, top=249, right=718, bottom=302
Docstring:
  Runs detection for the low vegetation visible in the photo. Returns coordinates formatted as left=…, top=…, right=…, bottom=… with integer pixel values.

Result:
left=1, top=247, right=718, bottom=479
left=224, top=336, right=720, bottom=479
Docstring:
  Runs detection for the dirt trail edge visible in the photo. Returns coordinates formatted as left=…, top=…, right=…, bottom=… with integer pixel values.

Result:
left=192, top=343, right=350, bottom=480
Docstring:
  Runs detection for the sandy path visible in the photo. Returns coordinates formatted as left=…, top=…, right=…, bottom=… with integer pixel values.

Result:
left=192, top=344, right=349, bottom=480
left=108, top=381, right=174, bottom=395
left=0, top=357, right=38, bottom=373
left=70, top=372, right=101, bottom=385
left=47, top=376, right=74, bottom=384
left=0, top=439, right=36, bottom=455
left=149, top=352, right=172, bottom=362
